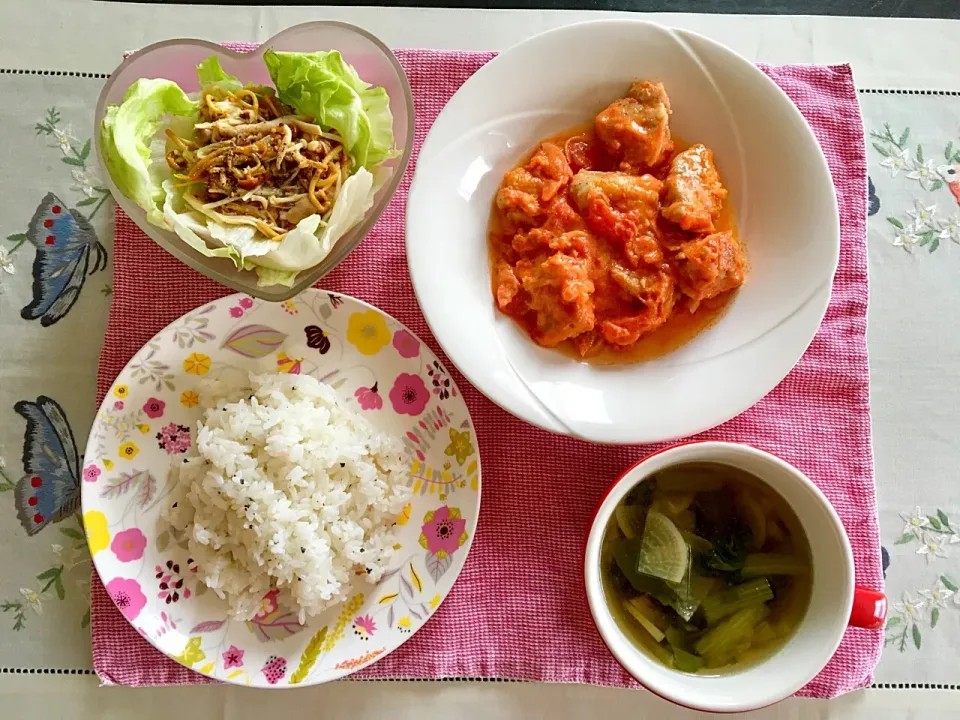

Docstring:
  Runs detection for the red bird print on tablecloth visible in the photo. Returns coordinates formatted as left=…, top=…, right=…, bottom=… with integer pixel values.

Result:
left=940, top=164, right=960, bottom=206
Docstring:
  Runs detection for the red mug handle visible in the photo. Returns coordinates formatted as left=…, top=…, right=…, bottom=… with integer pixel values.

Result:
left=850, top=586, right=887, bottom=629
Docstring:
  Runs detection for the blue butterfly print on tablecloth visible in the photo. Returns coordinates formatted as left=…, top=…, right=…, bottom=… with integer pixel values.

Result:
left=20, top=192, right=107, bottom=327
left=13, top=396, right=81, bottom=535
left=868, top=176, right=880, bottom=217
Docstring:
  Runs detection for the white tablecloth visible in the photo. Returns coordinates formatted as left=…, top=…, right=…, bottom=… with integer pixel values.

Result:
left=1, top=2, right=959, bottom=716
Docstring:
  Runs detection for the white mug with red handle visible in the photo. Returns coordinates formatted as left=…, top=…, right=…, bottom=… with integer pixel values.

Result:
left=584, top=441, right=886, bottom=713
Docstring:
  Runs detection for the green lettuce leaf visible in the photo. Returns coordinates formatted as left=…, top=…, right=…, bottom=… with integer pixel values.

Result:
left=159, top=168, right=376, bottom=286
left=162, top=181, right=242, bottom=266
left=196, top=56, right=242, bottom=93
left=360, top=87, right=396, bottom=169
left=253, top=267, right=299, bottom=288
left=100, top=79, right=198, bottom=225
left=263, top=49, right=396, bottom=169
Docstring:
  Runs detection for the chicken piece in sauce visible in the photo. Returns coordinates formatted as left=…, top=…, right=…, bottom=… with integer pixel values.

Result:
left=495, top=142, right=573, bottom=227
left=673, top=230, right=745, bottom=310
left=594, top=81, right=673, bottom=171
left=490, top=81, right=745, bottom=362
left=514, top=253, right=596, bottom=347
left=511, top=228, right=592, bottom=258
left=661, top=144, right=728, bottom=234
left=600, top=263, right=677, bottom=346
left=570, top=171, right=663, bottom=268
left=495, top=261, right=522, bottom=311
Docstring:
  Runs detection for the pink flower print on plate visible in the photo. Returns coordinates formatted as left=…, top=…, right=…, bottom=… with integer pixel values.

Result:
left=389, top=373, right=429, bottom=416
left=420, top=505, right=467, bottom=557
left=142, top=397, right=165, bottom=419
left=352, top=614, right=377, bottom=640
left=355, top=382, right=383, bottom=411
left=83, top=464, right=101, bottom=483
left=106, top=577, right=147, bottom=621
left=223, top=645, right=245, bottom=669
left=113, top=400, right=124, bottom=410
left=392, top=329, right=420, bottom=359
left=111, top=528, right=147, bottom=562
left=238, top=297, right=254, bottom=309
left=229, top=306, right=244, bottom=318
left=156, top=423, right=191, bottom=454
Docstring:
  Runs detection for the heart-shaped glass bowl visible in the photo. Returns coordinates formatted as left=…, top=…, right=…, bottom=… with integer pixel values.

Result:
left=94, top=21, right=414, bottom=301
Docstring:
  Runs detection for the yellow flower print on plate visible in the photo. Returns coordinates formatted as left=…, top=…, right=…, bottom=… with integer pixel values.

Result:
left=183, top=353, right=211, bottom=375
left=180, top=390, right=200, bottom=408
left=112, top=384, right=129, bottom=399
left=83, top=510, right=110, bottom=555
left=346, top=310, right=391, bottom=355
left=444, top=428, right=475, bottom=466
left=173, top=637, right=206, bottom=667
left=118, top=441, right=139, bottom=460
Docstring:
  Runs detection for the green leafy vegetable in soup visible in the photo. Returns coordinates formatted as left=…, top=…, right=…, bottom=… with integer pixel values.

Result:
left=600, top=463, right=811, bottom=673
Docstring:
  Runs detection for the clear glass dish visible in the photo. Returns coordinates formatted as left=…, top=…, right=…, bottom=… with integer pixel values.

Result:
left=94, top=21, right=414, bottom=301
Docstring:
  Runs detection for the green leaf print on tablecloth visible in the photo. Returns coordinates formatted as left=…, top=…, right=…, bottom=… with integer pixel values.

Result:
left=33, top=108, right=111, bottom=220
left=0, top=515, right=91, bottom=632
left=884, top=506, right=960, bottom=653
left=872, top=123, right=960, bottom=252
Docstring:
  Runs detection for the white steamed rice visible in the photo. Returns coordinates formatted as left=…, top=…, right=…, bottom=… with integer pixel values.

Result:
left=163, top=369, right=412, bottom=621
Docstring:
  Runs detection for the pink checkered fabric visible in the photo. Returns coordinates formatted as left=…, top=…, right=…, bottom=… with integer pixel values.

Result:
left=91, top=49, right=880, bottom=697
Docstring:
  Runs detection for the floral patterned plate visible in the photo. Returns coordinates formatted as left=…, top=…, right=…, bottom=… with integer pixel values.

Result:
left=81, top=290, right=481, bottom=687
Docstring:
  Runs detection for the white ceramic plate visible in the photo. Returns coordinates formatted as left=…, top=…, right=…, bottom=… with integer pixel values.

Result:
left=82, top=290, right=480, bottom=687
left=406, top=20, right=840, bottom=444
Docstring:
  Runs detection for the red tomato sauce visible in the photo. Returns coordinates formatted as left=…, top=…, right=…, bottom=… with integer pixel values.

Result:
left=488, top=125, right=744, bottom=365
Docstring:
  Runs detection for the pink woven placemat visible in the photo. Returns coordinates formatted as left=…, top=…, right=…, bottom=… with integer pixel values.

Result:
left=91, top=49, right=881, bottom=697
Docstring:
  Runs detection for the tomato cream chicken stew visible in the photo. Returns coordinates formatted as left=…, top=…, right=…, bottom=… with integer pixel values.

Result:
left=489, top=81, right=746, bottom=363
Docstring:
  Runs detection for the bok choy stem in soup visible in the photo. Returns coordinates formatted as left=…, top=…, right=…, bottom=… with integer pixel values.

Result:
left=600, top=463, right=812, bottom=674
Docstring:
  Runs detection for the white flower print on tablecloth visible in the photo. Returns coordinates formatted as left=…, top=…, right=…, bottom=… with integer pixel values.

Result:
left=872, top=123, right=960, bottom=253
left=880, top=145, right=911, bottom=177
left=1, top=516, right=92, bottom=631
left=0, top=247, right=15, bottom=287
left=885, top=506, right=960, bottom=652
left=896, top=507, right=960, bottom=559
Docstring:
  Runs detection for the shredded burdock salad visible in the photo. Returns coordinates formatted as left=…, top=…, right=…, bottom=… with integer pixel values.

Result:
left=100, top=52, right=397, bottom=287
left=165, top=87, right=352, bottom=241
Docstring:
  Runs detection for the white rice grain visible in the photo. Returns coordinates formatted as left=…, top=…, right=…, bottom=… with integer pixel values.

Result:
left=163, top=371, right=411, bottom=621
